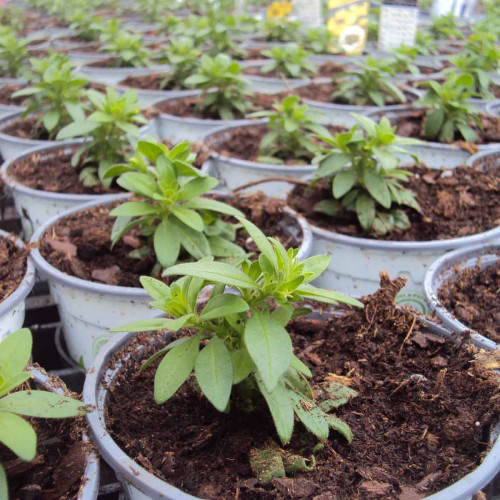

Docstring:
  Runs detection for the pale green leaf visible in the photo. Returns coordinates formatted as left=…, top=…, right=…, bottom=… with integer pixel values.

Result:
left=199, top=294, right=249, bottom=321
left=0, top=411, right=36, bottom=461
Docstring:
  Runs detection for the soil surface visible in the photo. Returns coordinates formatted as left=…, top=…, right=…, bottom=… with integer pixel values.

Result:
left=0, top=366, right=91, bottom=499
left=393, top=109, right=500, bottom=145
left=1, top=115, right=51, bottom=141
left=206, top=123, right=345, bottom=164
left=121, top=72, right=185, bottom=91
left=105, top=273, right=500, bottom=499
left=438, top=257, right=500, bottom=342
left=295, top=81, right=417, bottom=105
left=154, top=92, right=288, bottom=120
left=0, top=84, right=27, bottom=106
left=0, top=234, right=28, bottom=302
left=242, top=61, right=346, bottom=79
left=8, top=147, right=119, bottom=195
left=39, top=193, right=303, bottom=287
left=287, top=163, right=500, bottom=241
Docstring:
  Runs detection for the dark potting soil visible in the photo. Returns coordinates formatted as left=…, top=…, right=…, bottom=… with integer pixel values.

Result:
left=294, top=81, right=418, bottom=105
left=0, top=234, right=28, bottom=302
left=207, top=123, right=345, bottom=164
left=8, top=147, right=119, bottom=195
left=437, top=258, right=500, bottom=342
left=1, top=115, right=51, bottom=141
left=39, top=193, right=303, bottom=287
left=393, top=108, right=500, bottom=145
left=154, top=92, right=289, bottom=120
left=242, top=61, right=346, bottom=79
left=0, top=367, right=91, bottom=499
left=287, top=163, right=500, bottom=241
left=121, top=73, right=189, bottom=91
left=0, top=84, right=27, bottom=106
left=104, top=273, right=500, bottom=499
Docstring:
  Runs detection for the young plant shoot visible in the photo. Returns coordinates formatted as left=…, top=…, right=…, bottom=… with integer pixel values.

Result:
left=107, top=139, right=245, bottom=269
left=312, top=114, right=422, bottom=236
left=113, top=220, right=362, bottom=446
left=260, top=43, right=316, bottom=79
left=0, top=329, right=91, bottom=498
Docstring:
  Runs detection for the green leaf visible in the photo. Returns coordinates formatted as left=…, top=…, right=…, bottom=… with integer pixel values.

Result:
left=355, top=193, right=376, bottom=230
left=0, top=391, right=89, bottom=418
left=236, top=216, right=278, bottom=270
left=313, top=153, right=351, bottom=179
left=297, top=284, right=363, bottom=308
left=56, top=120, right=99, bottom=140
left=200, top=293, right=249, bottom=321
left=154, top=332, right=200, bottom=404
left=327, top=416, right=353, bottom=443
left=172, top=206, right=204, bottom=232
left=163, top=261, right=258, bottom=289
left=301, top=254, right=331, bottom=283
left=231, top=349, right=254, bottom=384
left=117, top=172, right=159, bottom=198
left=456, top=123, right=477, bottom=142
left=270, top=306, right=293, bottom=326
left=289, top=355, right=312, bottom=378
left=183, top=198, right=243, bottom=217
left=141, top=337, right=190, bottom=372
left=244, top=310, right=292, bottom=392
left=0, top=372, right=31, bottom=399
left=364, top=171, right=392, bottom=209
left=195, top=338, right=232, bottom=411
left=140, top=276, right=170, bottom=301
left=42, top=110, right=60, bottom=132
left=177, top=176, right=219, bottom=201
left=0, top=328, right=32, bottom=379
left=208, top=236, right=244, bottom=258
left=0, top=463, right=7, bottom=500
left=109, top=201, right=157, bottom=217
left=333, top=170, right=356, bottom=199
left=314, top=199, right=341, bottom=216
left=255, top=375, right=294, bottom=445
left=291, top=393, right=329, bottom=441
left=424, top=108, right=444, bottom=138
left=154, top=219, right=181, bottom=268
left=111, top=316, right=188, bottom=333
left=172, top=219, right=211, bottom=260
left=0, top=411, right=36, bottom=461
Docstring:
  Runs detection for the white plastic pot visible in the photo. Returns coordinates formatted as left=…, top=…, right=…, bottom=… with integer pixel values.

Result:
left=76, top=63, right=171, bottom=87
left=366, top=107, right=499, bottom=167
left=83, top=319, right=500, bottom=500
left=30, top=194, right=312, bottom=368
left=424, top=243, right=499, bottom=345
left=30, top=365, right=100, bottom=500
left=0, top=229, right=36, bottom=341
left=0, top=78, right=25, bottom=120
left=154, top=91, right=251, bottom=142
left=202, top=121, right=315, bottom=198
left=486, top=101, right=500, bottom=116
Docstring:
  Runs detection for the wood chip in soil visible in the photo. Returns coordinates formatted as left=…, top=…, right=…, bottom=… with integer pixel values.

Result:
left=104, top=273, right=500, bottom=499
left=288, top=163, right=500, bottom=241
left=0, top=234, right=28, bottom=302
left=437, top=255, right=500, bottom=342
left=39, top=193, right=303, bottom=287
left=0, top=365, right=92, bottom=500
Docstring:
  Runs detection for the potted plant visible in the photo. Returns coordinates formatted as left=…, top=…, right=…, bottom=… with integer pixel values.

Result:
left=1, top=87, right=152, bottom=236
left=0, top=328, right=99, bottom=499
left=292, top=55, right=421, bottom=126
left=367, top=72, right=500, bottom=167
left=83, top=251, right=500, bottom=498
left=0, top=28, right=30, bottom=80
left=0, top=230, right=35, bottom=340
left=203, top=95, right=332, bottom=197
left=30, top=139, right=312, bottom=366
left=424, top=243, right=499, bottom=346
left=0, top=53, right=87, bottom=159
left=286, top=114, right=500, bottom=309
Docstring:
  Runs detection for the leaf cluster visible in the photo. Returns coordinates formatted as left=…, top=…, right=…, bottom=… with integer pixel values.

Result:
left=100, top=31, right=152, bottom=68
left=303, top=26, right=337, bottom=55
left=0, top=28, right=30, bottom=78
left=66, top=9, right=102, bottom=41
left=388, top=46, right=421, bottom=75
left=312, top=114, right=422, bottom=236
left=261, top=43, right=315, bottom=79
left=159, top=37, right=201, bottom=90
left=114, top=219, right=362, bottom=445
left=263, top=18, right=302, bottom=43
left=428, top=13, right=463, bottom=39
left=108, top=139, right=245, bottom=268
left=184, top=54, right=251, bottom=120
left=0, top=329, right=91, bottom=498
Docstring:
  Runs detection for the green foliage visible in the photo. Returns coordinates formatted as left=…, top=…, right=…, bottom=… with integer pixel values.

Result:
left=113, top=219, right=362, bottom=445
left=0, top=329, right=91, bottom=498
left=160, top=37, right=201, bottom=89
left=249, top=96, right=329, bottom=164
left=107, top=139, right=245, bottom=268
left=0, top=6, right=24, bottom=33
left=12, top=54, right=88, bottom=139
left=184, top=54, right=251, bottom=120
left=66, top=9, right=102, bottom=41
left=136, top=0, right=171, bottom=22
left=263, top=18, right=302, bottom=43
left=57, top=88, right=147, bottom=187
left=303, top=26, right=337, bottom=55
left=388, top=46, right=421, bottom=75
left=428, top=13, right=463, bottom=39
left=0, top=28, right=29, bottom=78
left=414, top=31, right=438, bottom=56
left=332, top=56, right=406, bottom=106
left=312, top=114, right=422, bottom=236
left=97, top=18, right=122, bottom=45
left=261, top=43, right=315, bottom=79
left=419, top=72, right=481, bottom=143
left=100, top=31, right=152, bottom=68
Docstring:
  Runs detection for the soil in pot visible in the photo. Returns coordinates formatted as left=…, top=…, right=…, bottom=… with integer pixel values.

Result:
left=104, top=273, right=500, bottom=499
left=242, top=61, right=347, bottom=79
left=1, top=115, right=52, bottom=141
left=287, top=163, right=500, bottom=241
left=38, top=192, right=304, bottom=287
left=437, top=256, right=500, bottom=342
left=154, top=92, right=289, bottom=120
left=207, top=123, right=345, bottom=164
left=0, top=233, right=28, bottom=301
left=7, top=147, right=120, bottom=195
left=0, top=84, right=28, bottom=106
left=294, top=81, right=418, bottom=105
left=392, top=109, right=500, bottom=145
left=0, top=366, right=92, bottom=499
